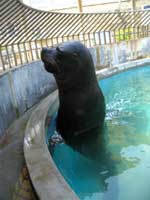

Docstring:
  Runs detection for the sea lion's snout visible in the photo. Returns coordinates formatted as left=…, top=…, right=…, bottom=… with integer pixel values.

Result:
left=41, top=47, right=59, bottom=74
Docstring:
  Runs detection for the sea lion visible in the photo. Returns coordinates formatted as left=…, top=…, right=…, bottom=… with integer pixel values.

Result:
left=41, top=41, right=105, bottom=142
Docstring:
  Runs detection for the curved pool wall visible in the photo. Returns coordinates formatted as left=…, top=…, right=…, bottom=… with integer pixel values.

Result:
left=24, top=58, right=150, bottom=200
left=0, top=60, right=56, bottom=137
left=24, top=91, right=79, bottom=200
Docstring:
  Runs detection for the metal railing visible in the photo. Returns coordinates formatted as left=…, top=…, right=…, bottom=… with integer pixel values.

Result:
left=0, top=0, right=150, bottom=71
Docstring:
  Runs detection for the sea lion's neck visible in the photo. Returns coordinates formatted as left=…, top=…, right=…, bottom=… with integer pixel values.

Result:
left=55, top=75, right=98, bottom=94
left=54, top=67, right=98, bottom=92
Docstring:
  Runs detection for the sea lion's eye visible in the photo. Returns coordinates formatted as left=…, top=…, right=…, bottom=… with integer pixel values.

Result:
left=72, top=53, right=78, bottom=58
left=56, top=47, right=64, bottom=55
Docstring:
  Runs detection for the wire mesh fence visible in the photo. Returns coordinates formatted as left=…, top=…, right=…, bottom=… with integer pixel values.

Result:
left=0, top=0, right=150, bottom=71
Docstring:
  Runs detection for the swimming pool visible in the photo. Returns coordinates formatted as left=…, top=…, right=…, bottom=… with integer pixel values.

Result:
left=48, top=65, right=150, bottom=200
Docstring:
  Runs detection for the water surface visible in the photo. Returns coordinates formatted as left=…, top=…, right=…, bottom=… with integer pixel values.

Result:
left=50, top=65, right=150, bottom=200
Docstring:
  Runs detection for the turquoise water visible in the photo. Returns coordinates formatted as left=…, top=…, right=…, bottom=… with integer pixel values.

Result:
left=50, top=65, right=150, bottom=200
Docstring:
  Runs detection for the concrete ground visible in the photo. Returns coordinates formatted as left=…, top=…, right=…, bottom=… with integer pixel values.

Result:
left=0, top=107, right=37, bottom=200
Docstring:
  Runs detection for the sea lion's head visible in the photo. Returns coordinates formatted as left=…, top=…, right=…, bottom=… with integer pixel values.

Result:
left=41, top=41, right=95, bottom=85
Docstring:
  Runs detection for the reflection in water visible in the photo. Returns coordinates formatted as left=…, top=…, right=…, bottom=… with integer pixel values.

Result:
left=88, top=144, right=150, bottom=200
left=48, top=65, right=150, bottom=200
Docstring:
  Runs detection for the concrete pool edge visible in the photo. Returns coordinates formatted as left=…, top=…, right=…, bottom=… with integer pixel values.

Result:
left=24, top=58, right=150, bottom=200
left=24, top=90, right=79, bottom=200
left=96, top=58, right=150, bottom=80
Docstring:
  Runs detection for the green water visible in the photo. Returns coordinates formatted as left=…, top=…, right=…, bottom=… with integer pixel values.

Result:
left=51, top=65, right=150, bottom=200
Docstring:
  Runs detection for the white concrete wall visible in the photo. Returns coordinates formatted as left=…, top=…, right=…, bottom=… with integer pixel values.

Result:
left=0, top=61, right=56, bottom=136
left=89, top=37, right=150, bottom=70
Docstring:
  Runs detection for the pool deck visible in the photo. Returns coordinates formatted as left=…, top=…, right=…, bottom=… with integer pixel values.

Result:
left=0, top=107, right=37, bottom=200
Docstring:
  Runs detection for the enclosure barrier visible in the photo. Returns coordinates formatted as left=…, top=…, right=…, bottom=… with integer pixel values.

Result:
left=0, top=0, right=150, bottom=71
